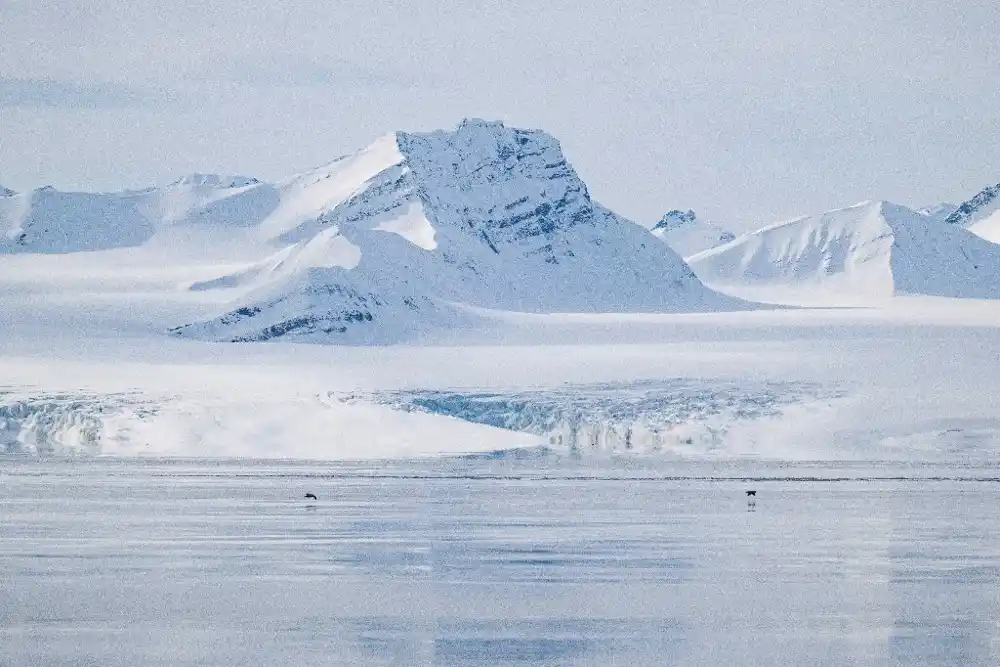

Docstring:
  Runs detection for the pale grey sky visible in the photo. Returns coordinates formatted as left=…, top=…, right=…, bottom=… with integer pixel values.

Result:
left=1, top=0, right=998, bottom=229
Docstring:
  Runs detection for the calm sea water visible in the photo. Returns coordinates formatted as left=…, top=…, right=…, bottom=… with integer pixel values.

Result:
left=2, top=458, right=1000, bottom=666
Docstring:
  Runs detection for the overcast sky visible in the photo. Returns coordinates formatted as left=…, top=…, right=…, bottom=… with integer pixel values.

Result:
left=1, top=0, right=998, bottom=229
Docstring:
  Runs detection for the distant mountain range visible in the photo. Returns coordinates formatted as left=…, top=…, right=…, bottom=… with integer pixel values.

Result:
left=1, top=120, right=746, bottom=343
left=3, top=121, right=999, bottom=343
left=687, top=200, right=1000, bottom=299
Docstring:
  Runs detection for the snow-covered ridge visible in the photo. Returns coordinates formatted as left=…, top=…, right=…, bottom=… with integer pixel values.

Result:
left=944, top=181, right=1000, bottom=244
left=168, top=173, right=261, bottom=189
left=0, top=174, right=281, bottom=253
left=918, top=202, right=958, bottom=223
left=945, top=182, right=1000, bottom=226
left=689, top=200, right=1000, bottom=300
left=651, top=209, right=735, bottom=258
left=0, top=187, right=156, bottom=252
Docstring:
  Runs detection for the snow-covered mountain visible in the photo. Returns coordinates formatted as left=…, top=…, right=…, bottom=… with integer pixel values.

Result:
left=688, top=200, right=1000, bottom=299
left=0, top=184, right=14, bottom=198
left=0, top=175, right=278, bottom=253
left=944, top=182, right=1000, bottom=244
left=650, top=209, right=735, bottom=258
left=174, top=120, right=747, bottom=343
left=0, top=119, right=746, bottom=343
left=0, top=186, right=156, bottom=252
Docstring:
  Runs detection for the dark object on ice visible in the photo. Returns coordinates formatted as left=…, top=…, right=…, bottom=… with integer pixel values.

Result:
left=745, top=490, right=756, bottom=497
left=304, top=493, right=317, bottom=500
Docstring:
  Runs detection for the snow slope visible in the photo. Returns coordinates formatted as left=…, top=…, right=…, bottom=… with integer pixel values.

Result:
left=688, top=200, right=1000, bottom=300
left=945, top=182, right=1000, bottom=244
left=0, top=176, right=281, bottom=254
left=173, top=119, right=746, bottom=343
left=0, top=187, right=156, bottom=253
left=651, top=209, right=735, bottom=258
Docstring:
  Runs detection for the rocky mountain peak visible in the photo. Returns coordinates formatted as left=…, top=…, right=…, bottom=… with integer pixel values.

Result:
left=945, top=182, right=1000, bottom=227
left=392, top=120, right=595, bottom=257
left=653, top=209, right=698, bottom=231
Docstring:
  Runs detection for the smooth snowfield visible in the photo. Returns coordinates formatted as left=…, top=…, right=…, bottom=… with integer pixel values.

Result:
left=4, top=459, right=1000, bottom=666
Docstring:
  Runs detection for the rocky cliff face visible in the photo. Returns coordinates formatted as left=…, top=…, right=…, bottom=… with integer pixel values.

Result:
left=945, top=183, right=1000, bottom=227
left=944, top=182, right=1000, bottom=244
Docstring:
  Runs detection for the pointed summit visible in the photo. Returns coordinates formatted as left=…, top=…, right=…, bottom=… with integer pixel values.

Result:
left=651, top=209, right=735, bottom=258
left=172, top=120, right=747, bottom=343
left=652, top=209, right=698, bottom=231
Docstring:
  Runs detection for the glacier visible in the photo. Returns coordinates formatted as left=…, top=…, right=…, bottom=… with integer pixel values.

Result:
left=0, top=393, right=158, bottom=456
left=2, top=120, right=1000, bottom=467
left=0, top=380, right=847, bottom=459
left=364, top=380, right=846, bottom=457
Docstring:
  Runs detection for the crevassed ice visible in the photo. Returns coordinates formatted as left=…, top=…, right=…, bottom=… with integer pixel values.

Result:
left=367, top=380, right=846, bottom=456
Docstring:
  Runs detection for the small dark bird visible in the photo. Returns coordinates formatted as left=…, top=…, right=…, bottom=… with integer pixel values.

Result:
left=745, top=490, right=756, bottom=497
left=304, top=493, right=317, bottom=500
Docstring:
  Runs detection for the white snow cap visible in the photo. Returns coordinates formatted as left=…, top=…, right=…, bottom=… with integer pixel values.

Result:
left=170, top=119, right=746, bottom=343
left=689, top=200, right=1000, bottom=299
